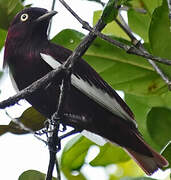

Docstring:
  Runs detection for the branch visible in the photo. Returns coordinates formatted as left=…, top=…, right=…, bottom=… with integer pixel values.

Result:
left=0, top=66, right=64, bottom=109
left=48, top=0, right=57, bottom=37
left=115, top=13, right=171, bottom=89
left=59, top=0, right=171, bottom=66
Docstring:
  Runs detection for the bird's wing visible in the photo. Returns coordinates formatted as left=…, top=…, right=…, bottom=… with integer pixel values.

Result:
left=40, top=53, right=137, bottom=127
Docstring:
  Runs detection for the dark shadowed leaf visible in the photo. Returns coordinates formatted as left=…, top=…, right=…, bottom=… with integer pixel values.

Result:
left=161, top=141, right=171, bottom=169
left=0, top=0, right=24, bottom=29
left=101, top=0, right=118, bottom=23
left=0, top=107, right=46, bottom=136
left=149, top=0, right=171, bottom=79
left=52, top=29, right=167, bottom=96
left=90, top=143, right=130, bottom=166
left=147, top=107, right=171, bottom=148
left=18, top=170, right=57, bottom=180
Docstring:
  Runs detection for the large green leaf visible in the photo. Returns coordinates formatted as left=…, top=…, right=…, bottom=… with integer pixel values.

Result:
left=149, top=0, right=171, bottom=79
left=0, top=0, right=24, bottom=29
left=147, top=107, right=171, bottom=148
left=142, top=0, right=162, bottom=14
left=18, top=170, right=57, bottom=180
left=110, top=159, right=144, bottom=180
left=90, top=143, right=130, bottom=166
left=128, top=9, right=151, bottom=42
left=61, top=135, right=94, bottom=170
left=124, top=94, right=160, bottom=150
left=52, top=29, right=167, bottom=96
left=0, top=107, right=46, bottom=136
left=60, top=135, right=93, bottom=179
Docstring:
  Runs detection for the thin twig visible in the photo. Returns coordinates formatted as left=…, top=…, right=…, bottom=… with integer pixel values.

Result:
left=59, top=0, right=171, bottom=66
left=48, top=0, right=57, bottom=37
left=5, top=111, right=48, bottom=144
left=120, top=6, right=147, bottom=14
left=0, top=66, right=65, bottom=109
left=115, top=13, right=171, bottom=89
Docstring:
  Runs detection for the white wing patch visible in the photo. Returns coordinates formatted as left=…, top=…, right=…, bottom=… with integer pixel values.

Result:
left=81, top=130, right=107, bottom=146
left=40, top=53, right=137, bottom=127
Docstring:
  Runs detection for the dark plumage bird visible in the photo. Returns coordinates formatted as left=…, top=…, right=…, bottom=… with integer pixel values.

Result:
left=3, top=7, right=168, bottom=175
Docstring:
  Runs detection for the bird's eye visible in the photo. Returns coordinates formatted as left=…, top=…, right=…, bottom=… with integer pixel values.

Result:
left=20, top=13, right=29, bottom=22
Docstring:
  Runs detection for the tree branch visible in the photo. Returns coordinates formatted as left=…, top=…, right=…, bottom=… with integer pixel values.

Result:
left=115, top=13, right=171, bottom=89
left=48, top=0, right=57, bottom=37
left=59, top=0, right=171, bottom=66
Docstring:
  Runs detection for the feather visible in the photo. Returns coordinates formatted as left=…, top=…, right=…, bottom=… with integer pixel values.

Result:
left=40, top=53, right=137, bottom=127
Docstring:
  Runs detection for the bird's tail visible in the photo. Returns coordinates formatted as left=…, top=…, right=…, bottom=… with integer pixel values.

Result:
left=124, top=133, right=168, bottom=175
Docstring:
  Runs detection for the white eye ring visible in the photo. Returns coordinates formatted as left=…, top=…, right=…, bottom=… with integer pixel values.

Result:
left=20, top=13, right=29, bottom=22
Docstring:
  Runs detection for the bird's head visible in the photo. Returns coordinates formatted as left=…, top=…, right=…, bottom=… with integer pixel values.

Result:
left=4, top=7, right=57, bottom=67
left=6, top=7, right=57, bottom=41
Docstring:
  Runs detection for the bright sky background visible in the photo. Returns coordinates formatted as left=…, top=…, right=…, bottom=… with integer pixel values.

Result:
left=0, top=0, right=169, bottom=179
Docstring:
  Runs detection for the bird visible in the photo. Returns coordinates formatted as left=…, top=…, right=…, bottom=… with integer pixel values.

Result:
left=3, top=7, right=168, bottom=175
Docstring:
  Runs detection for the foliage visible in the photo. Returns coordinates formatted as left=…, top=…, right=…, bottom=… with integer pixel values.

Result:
left=0, top=0, right=171, bottom=179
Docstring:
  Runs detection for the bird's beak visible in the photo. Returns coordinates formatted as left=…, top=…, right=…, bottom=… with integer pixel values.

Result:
left=35, top=10, right=57, bottom=22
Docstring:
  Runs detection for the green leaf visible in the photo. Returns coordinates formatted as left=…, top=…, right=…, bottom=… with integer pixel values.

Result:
left=18, top=170, right=57, bottom=180
left=147, top=107, right=171, bottom=148
left=0, top=28, right=7, bottom=50
left=0, top=0, right=24, bottom=29
left=93, top=10, right=130, bottom=40
left=101, top=0, right=118, bottom=23
left=110, top=159, right=144, bottom=179
left=52, top=29, right=166, bottom=96
left=127, top=0, right=146, bottom=9
left=128, top=9, right=151, bottom=42
left=90, top=143, right=130, bottom=166
left=142, top=0, right=162, bottom=14
left=0, top=107, right=46, bottom=136
left=161, top=141, right=171, bottom=169
left=125, top=94, right=160, bottom=150
left=149, top=0, right=171, bottom=79
left=61, top=135, right=94, bottom=170
left=61, top=135, right=93, bottom=180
